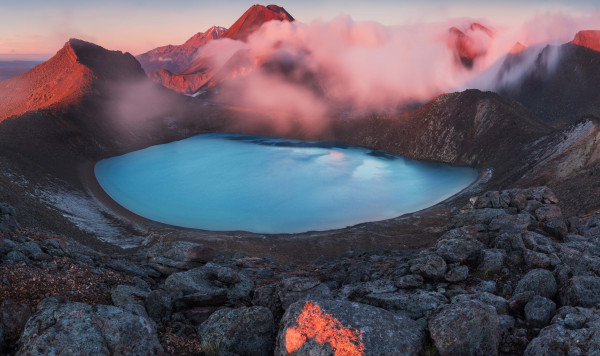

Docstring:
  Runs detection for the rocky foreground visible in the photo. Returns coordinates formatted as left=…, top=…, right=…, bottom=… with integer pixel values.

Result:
left=1, top=186, right=600, bottom=355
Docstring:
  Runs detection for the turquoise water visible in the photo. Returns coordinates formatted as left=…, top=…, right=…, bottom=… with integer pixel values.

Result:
left=95, top=133, right=478, bottom=233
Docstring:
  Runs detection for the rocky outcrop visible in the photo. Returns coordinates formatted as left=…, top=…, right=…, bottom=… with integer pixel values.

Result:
left=571, top=30, right=600, bottom=53
left=147, top=241, right=215, bottom=275
left=17, top=297, right=163, bottom=355
left=3, top=185, right=600, bottom=355
left=429, top=300, right=500, bottom=356
left=198, top=306, right=274, bottom=356
left=275, top=299, right=424, bottom=355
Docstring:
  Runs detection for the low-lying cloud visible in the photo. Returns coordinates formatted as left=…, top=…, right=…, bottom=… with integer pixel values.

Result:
left=192, top=10, right=600, bottom=128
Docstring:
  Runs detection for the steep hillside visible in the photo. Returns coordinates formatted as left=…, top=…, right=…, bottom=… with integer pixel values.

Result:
left=136, top=26, right=226, bottom=74
left=499, top=34, right=600, bottom=127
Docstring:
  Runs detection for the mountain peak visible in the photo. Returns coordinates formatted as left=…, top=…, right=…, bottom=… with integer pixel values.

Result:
left=221, top=4, right=294, bottom=42
left=572, top=30, right=600, bottom=52
left=0, top=39, right=144, bottom=121
left=509, top=41, right=527, bottom=54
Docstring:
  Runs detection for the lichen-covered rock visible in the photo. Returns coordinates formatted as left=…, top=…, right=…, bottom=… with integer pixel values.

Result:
left=452, top=208, right=507, bottom=227
left=436, top=238, right=484, bottom=264
left=275, top=299, right=424, bottom=356
left=559, top=276, right=600, bottom=307
left=357, top=289, right=448, bottom=319
left=514, top=269, right=557, bottom=299
left=478, top=249, right=506, bottom=273
left=278, top=277, right=332, bottom=310
left=524, top=306, right=600, bottom=356
left=409, top=254, right=447, bottom=280
left=395, top=274, right=425, bottom=288
left=429, top=300, right=500, bottom=356
left=451, top=292, right=508, bottom=314
left=198, top=306, right=274, bottom=356
left=147, top=241, right=215, bottom=275
left=165, top=263, right=253, bottom=309
left=17, top=297, right=163, bottom=355
left=445, top=265, right=469, bottom=282
left=489, top=213, right=536, bottom=232
left=524, top=295, right=556, bottom=328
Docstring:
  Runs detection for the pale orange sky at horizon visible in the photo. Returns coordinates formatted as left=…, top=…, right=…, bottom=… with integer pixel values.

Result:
left=1, top=0, right=598, bottom=60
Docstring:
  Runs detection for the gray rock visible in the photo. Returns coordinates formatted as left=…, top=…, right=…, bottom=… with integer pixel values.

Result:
left=252, top=284, right=282, bottom=319
left=0, top=238, right=16, bottom=256
left=508, top=291, right=535, bottom=315
left=492, top=232, right=526, bottom=253
left=523, top=250, right=551, bottom=269
left=559, top=276, right=600, bottom=307
left=278, top=277, right=332, bottom=310
left=451, top=292, right=508, bottom=314
left=524, top=295, right=556, bottom=328
left=524, top=307, right=600, bottom=356
left=16, top=242, right=51, bottom=261
left=445, top=265, right=469, bottom=283
left=409, top=254, right=447, bottom=280
left=478, top=249, right=506, bottom=274
left=165, top=263, right=254, bottom=309
left=3, top=250, right=28, bottom=263
left=145, top=289, right=172, bottom=323
left=489, top=213, right=536, bottom=232
left=514, top=269, right=557, bottom=299
left=275, top=299, right=424, bottom=356
left=111, top=284, right=149, bottom=307
left=0, top=203, right=18, bottom=234
left=147, top=241, right=215, bottom=275
left=452, top=208, right=507, bottom=227
left=436, top=238, right=484, bottom=264
left=429, top=300, right=500, bottom=356
left=521, top=231, right=557, bottom=254
left=395, top=274, right=425, bottom=288
left=357, top=289, right=448, bottom=319
left=17, top=298, right=163, bottom=355
left=199, top=306, right=274, bottom=356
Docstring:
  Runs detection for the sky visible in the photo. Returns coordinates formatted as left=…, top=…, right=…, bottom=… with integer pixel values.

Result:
left=1, top=0, right=599, bottom=59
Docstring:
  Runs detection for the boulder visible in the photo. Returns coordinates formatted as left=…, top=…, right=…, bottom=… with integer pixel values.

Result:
left=524, top=295, right=556, bottom=328
left=489, top=213, right=536, bottom=232
left=409, top=254, right=447, bottom=280
left=452, top=208, right=506, bottom=227
left=165, top=263, right=253, bottom=309
left=445, top=265, right=469, bottom=283
left=395, top=274, right=425, bottom=288
left=275, top=299, right=424, bottom=355
left=451, top=292, right=508, bottom=314
left=198, top=306, right=274, bottom=356
left=524, top=306, right=600, bottom=356
left=478, top=249, right=506, bottom=274
left=356, top=289, right=448, bottom=319
left=147, top=241, right=215, bottom=275
left=0, top=203, right=18, bottom=234
left=514, top=269, right=557, bottom=299
left=277, top=277, right=332, bottom=310
left=17, top=297, right=163, bottom=355
left=436, top=238, right=484, bottom=264
left=559, top=276, right=600, bottom=307
left=429, top=300, right=500, bottom=356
